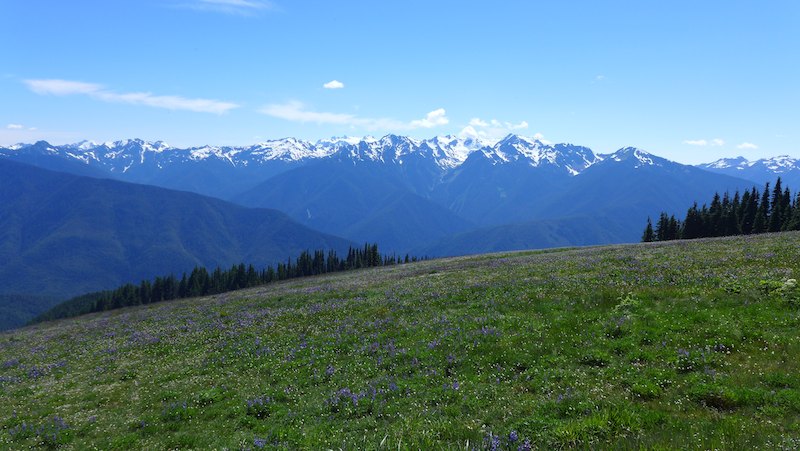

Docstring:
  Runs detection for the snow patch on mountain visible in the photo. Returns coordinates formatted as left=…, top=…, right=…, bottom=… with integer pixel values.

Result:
left=601, top=147, right=665, bottom=168
left=702, top=156, right=750, bottom=170
left=422, top=135, right=487, bottom=169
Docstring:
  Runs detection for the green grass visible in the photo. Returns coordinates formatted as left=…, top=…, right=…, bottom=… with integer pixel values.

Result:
left=2, top=232, right=800, bottom=449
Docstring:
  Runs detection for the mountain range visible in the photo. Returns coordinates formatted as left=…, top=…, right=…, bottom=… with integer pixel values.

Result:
left=1, top=134, right=796, bottom=330
left=3, top=135, right=783, bottom=252
left=4, top=135, right=794, bottom=191
left=699, top=155, right=800, bottom=189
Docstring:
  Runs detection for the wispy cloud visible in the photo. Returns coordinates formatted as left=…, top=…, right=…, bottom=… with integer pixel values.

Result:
left=6, top=124, right=23, bottom=130
left=258, top=101, right=449, bottom=131
left=683, top=138, right=725, bottom=147
left=683, top=139, right=707, bottom=146
left=259, top=101, right=362, bottom=125
left=175, top=0, right=275, bottom=15
left=460, top=117, right=533, bottom=141
left=24, top=79, right=239, bottom=114
left=25, top=79, right=101, bottom=96
left=737, top=142, right=758, bottom=150
left=323, top=80, right=344, bottom=89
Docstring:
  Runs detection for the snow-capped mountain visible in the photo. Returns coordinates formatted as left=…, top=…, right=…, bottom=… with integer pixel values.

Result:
left=698, top=155, right=800, bottom=188
left=1, top=133, right=773, bottom=221
left=0, top=134, right=609, bottom=176
left=0, top=133, right=766, bottom=259
left=700, top=156, right=749, bottom=170
left=597, top=147, right=670, bottom=169
left=700, top=155, right=799, bottom=172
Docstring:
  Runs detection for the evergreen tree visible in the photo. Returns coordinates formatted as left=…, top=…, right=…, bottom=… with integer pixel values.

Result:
left=667, top=215, right=680, bottom=240
left=787, top=193, right=800, bottom=231
left=708, top=193, right=723, bottom=236
left=769, top=178, right=784, bottom=232
left=739, top=188, right=757, bottom=234
left=753, top=182, right=770, bottom=234
left=781, top=188, right=793, bottom=230
left=723, top=191, right=741, bottom=236
left=681, top=203, right=704, bottom=239
left=642, top=217, right=655, bottom=242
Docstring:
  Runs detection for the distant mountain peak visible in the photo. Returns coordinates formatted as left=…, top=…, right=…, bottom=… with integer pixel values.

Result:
left=699, top=155, right=800, bottom=175
left=702, top=156, right=749, bottom=169
left=595, top=147, right=670, bottom=169
left=316, top=136, right=362, bottom=146
left=498, top=133, right=539, bottom=145
left=69, top=140, right=100, bottom=150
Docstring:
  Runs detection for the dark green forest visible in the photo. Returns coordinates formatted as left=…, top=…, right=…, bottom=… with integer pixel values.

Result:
left=643, top=178, right=800, bottom=241
left=33, top=244, right=419, bottom=324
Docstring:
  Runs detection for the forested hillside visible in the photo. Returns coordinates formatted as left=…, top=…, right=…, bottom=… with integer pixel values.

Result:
left=0, top=160, right=351, bottom=329
left=644, top=178, right=800, bottom=241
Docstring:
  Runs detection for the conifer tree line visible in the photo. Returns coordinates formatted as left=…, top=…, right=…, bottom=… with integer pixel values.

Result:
left=33, top=244, right=421, bottom=323
left=642, top=178, right=800, bottom=242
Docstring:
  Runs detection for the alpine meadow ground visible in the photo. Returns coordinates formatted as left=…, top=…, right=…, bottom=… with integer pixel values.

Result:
left=2, top=232, right=799, bottom=449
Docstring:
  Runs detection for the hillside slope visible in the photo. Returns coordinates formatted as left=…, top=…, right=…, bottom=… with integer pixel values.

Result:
left=238, top=159, right=474, bottom=252
left=419, top=214, right=631, bottom=256
left=0, top=160, right=352, bottom=327
left=2, top=233, right=798, bottom=448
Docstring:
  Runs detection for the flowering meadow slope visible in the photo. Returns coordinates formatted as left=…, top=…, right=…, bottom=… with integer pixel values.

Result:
left=1, top=233, right=799, bottom=448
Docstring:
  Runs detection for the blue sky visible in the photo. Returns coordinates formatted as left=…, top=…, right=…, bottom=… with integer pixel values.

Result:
left=1, top=0, right=798, bottom=164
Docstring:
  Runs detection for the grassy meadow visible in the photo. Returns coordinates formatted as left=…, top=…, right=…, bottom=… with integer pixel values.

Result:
left=1, top=233, right=800, bottom=449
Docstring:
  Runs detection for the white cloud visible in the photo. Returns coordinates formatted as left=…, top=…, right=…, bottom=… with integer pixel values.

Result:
left=25, top=79, right=101, bottom=96
left=460, top=117, right=536, bottom=141
left=737, top=142, right=758, bottom=150
left=258, top=101, right=449, bottom=131
left=323, top=80, right=344, bottom=89
left=409, top=108, right=449, bottom=128
left=683, top=138, right=725, bottom=147
left=94, top=91, right=239, bottom=114
left=259, top=101, right=360, bottom=125
left=176, top=0, right=274, bottom=15
left=6, top=124, right=23, bottom=129
left=683, top=139, right=707, bottom=146
left=24, top=79, right=239, bottom=114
